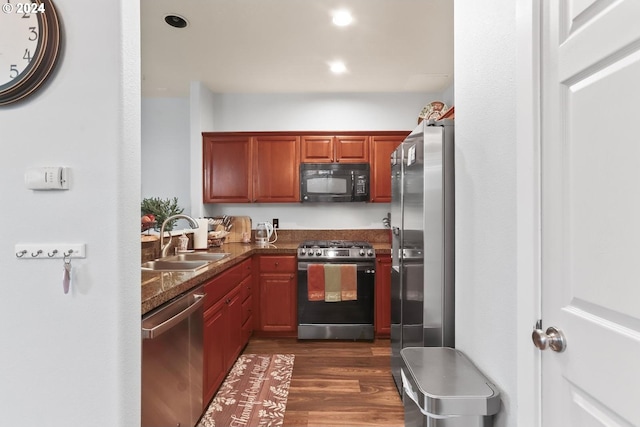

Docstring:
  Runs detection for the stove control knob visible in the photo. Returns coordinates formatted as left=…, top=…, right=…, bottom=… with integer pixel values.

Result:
left=315, top=250, right=322, bottom=256
left=299, top=249, right=306, bottom=256
left=359, top=249, right=366, bottom=256
left=367, top=249, right=374, bottom=257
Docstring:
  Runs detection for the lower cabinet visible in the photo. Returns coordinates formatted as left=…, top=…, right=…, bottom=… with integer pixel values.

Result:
left=256, top=255, right=297, bottom=333
left=375, top=254, right=392, bottom=337
left=202, top=258, right=252, bottom=406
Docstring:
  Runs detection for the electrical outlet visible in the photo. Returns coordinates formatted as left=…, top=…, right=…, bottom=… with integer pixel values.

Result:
left=273, top=218, right=279, bottom=228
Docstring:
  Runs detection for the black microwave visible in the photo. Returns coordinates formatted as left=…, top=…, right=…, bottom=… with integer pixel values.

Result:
left=300, top=163, right=370, bottom=202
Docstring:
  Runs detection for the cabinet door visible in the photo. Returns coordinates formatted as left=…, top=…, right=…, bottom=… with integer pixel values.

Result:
left=203, top=135, right=252, bottom=203
left=369, top=134, right=408, bottom=202
left=259, top=273, right=297, bottom=332
left=375, top=255, right=392, bottom=337
left=203, top=299, right=227, bottom=405
left=300, top=135, right=334, bottom=163
left=224, top=285, right=243, bottom=370
left=253, top=135, right=300, bottom=202
left=335, top=135, right=369, bottom=163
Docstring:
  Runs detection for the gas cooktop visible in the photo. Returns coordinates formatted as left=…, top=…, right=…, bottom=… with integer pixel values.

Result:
left=297, top=240, right=375, bottom=260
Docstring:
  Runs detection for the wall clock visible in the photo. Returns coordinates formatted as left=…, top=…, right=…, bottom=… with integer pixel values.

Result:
left=0, top=0, right=61, bottom=106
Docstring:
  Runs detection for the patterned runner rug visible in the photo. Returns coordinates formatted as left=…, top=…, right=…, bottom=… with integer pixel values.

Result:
left=198, top=354, right=295, bottom=427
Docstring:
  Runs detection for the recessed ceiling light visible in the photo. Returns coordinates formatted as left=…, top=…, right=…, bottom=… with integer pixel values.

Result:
left=332, top=10, right=353, bottom=27
left=329, top=61, right=347, bottom=74
left=164, top=14, right=188, bottom=28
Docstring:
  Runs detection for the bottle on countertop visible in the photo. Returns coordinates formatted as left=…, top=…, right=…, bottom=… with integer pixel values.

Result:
left=177, top=232, right=189, bottom=252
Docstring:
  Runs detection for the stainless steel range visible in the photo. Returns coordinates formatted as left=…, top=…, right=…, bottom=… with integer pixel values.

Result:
left=297, top=240, right=376, bottom=340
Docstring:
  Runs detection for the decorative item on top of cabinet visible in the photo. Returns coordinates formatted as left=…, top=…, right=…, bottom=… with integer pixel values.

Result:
left=375, top=254, right=392, bottom=337
left=255, top=255, right=297, bottom=335
left=301, top=135, right=369, bottom=163
left=369, top=133, right=410, bottom=203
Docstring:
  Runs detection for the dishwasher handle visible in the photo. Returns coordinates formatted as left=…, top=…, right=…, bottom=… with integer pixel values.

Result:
left=142, top=293, right=205, bottom=339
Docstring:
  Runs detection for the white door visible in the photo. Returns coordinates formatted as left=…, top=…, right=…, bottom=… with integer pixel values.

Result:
left=540, top=0, right=640, bottom=425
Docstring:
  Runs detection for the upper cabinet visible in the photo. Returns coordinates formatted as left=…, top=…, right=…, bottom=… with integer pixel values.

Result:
left=203, top=135, right=252, bottom=203
left=253, top=135, right=300, bottom=203
left=203, top=131, right=408, bottom=204
left=203, top=133, right=299, bottom=203
left=369, top=133, right=409, bottom=203
left=301, top=135, right=369, bottom=163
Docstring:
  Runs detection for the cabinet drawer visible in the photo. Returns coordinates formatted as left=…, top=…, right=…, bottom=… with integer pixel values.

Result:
left=241, top=276, right=252, bottom=301
left=242, top=296, right=253, bottom=323
left=258, top=255, right=296, bottom=273
left=203, top=271, right=235, bottom=310
left=238, top=258, right=252, bottom=280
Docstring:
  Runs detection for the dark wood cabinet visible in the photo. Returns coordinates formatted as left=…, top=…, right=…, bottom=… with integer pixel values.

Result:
left=253, top=135, right=300, bottom=202
left=300, top=135, right=369, bottom=163
left=203, top=297, right=226, bottom=405
left=256, top=255, right=297, bottom=333
left=202, top=258, right=252, bottom=406
left=240, top=275, right=253, bottom=344
left=224, top=285, right=243, bottom=369
left=203, top=131, right=409, bottom=203
left=203, top=135, right=252, bottom=203
left=369, top=133, right=409, bottom=203
left=300, top=135, right=333, bottom=162
left=203, top=133, right=299, bottom=203
left=375, top=254, right=392, bottom=337
left=335, top=135, right=369, bottom=163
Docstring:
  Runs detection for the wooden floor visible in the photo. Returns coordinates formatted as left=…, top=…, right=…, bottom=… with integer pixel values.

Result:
left=243, top=337, right=404, bottom=427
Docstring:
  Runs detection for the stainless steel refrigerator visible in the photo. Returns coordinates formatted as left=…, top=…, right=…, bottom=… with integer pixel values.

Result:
left=390, top=119, right=455, bottom=394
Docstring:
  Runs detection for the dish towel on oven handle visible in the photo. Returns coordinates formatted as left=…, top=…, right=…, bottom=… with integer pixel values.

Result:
left=340, top=264, right=357, bottom=301
left=324, top=264, right=342, bottom=302
left=307, top=264, right=325, bottom=301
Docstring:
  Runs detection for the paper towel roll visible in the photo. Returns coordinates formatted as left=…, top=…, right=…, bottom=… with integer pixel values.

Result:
left=194, top=218, right=209, bottom=249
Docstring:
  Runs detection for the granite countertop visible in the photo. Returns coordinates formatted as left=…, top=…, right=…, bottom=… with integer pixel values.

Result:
left=142, top=241, right=391, bottom=316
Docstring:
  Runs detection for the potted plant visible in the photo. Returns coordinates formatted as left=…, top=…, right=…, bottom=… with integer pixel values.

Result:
left=141, top=197, right=183, bottom=232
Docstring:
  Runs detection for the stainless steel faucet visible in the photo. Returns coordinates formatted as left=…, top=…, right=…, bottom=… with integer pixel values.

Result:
left=159, top=214, right=200, bottom=258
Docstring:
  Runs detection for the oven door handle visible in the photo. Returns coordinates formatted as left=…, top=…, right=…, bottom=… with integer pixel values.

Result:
left=298, top=263, right=376, bottom=272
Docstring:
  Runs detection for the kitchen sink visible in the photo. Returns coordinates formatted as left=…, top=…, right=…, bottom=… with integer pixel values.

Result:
left=141, top=260, right=210, bottom=272
left=167, top=252, right=231, bottom=262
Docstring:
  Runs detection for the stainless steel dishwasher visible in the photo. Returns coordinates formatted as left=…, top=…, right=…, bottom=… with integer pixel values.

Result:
left=142, top=286, right=205, bottom=427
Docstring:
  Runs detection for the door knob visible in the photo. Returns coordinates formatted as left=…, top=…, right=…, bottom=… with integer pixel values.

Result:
left=532, top=326, right=567, bottom=352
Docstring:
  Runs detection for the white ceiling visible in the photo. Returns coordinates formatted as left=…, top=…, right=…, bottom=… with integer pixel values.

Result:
left=140, top=0, right=454, bottom=97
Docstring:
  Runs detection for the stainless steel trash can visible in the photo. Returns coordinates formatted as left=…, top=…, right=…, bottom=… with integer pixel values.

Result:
left=401, top=347, right=500, bottom=427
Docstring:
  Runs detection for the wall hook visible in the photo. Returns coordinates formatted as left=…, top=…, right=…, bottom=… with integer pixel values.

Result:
left=63, top=249, right=74, bottom=257
left=48, top=249, right=59, bottom=257
left=31, top=249, right=43, bottom=257
left=16, top=250, right=27, bottom=258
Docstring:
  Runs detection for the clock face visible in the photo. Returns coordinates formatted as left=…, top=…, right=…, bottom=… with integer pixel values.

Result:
left=0, top=0, right=60, bottom=105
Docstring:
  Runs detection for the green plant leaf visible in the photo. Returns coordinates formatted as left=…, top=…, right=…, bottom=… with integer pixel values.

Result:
left=141, top=197, right=184, bottom=231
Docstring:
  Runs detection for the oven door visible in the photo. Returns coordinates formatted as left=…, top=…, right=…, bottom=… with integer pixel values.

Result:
left=297, top=260, right=375, bottom=340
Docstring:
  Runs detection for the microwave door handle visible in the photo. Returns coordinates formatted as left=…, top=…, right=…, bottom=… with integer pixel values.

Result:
left=351, top=171, right=355, bottom=199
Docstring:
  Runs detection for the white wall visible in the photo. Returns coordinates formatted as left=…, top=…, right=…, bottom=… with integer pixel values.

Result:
left=454, top=1, right=517, bottom=426
left=141, top=97, right=191, bottom=213
left=190, top=90, right=440, bottom=228
left=0, top=1, right=140, bottom=426
left=189, top=82, right=217, bottom=218
left=209, top=92, right=436, bottom=131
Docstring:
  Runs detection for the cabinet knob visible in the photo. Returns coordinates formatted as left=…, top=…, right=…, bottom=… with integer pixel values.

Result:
left=275, top=262, right=279, bottom=266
